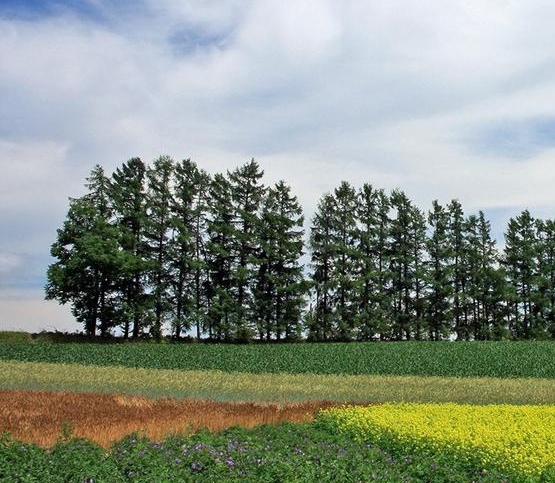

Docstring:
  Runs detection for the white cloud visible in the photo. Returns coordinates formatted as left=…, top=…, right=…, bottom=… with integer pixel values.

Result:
left=0, top=140, right=71, bottom=213
left=2, top=0, right=555, bottom=331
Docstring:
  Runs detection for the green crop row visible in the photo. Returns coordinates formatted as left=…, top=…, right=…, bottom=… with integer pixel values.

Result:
left=1, top=341, right=555, bottom=378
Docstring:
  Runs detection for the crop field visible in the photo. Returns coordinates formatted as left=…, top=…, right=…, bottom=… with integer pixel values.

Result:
left=1, top=390, right=335, bottom=448
left=320, top=403, right=555, bottom=480
left=2, top=339, right=555, bottom=482
left=2, top=340, right=555, bottom=377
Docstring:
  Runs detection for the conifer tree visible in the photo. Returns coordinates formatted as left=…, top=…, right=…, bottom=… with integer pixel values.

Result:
left=388, top=189, right=425, bottom=340
left=308, top=193, right=336, bottom=341
left=355, top=184, right=391, bottom=340
left=426, top=200, right=453, bottom=340
left=205, top=173, right=236, bottom=340
left=465, top=212, right=506, bottom=339
left=254, top=181, right=305, bottom=340
left=329, top=181, right=359, bottom=340
left=227, top=159, right=266, bottom=341
left=536, top=219, right=555, bottom=337
left=45, top=166, right=122, bottom=337
left=502, top=210, right=538, bottom=338
left=170, top=159, right=211, bottom=339
left=447, top=200, right=469, bottom=340
left=144, top=156, right=174, bottom=340
left=111, top=158, right=149, bottom=339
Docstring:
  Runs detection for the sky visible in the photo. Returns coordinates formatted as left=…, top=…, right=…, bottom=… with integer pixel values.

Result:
left=2, top=0, right=555, bottom=333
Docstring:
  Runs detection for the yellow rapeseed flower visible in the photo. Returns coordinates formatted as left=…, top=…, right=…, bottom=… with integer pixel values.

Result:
left=320, top=403, right=555, bottom=478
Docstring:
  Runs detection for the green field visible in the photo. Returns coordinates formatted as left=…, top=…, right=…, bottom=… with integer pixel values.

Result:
left=2, top=339, right=555, bottom=482
left=2, top=340, right=555, bottom=378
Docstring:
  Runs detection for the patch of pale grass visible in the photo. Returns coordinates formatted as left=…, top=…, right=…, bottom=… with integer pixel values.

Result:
left=2, top=360, right=555, bottom=405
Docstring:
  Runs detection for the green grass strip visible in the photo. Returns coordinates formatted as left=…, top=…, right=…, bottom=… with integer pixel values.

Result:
left=3, top=340, right=555, bottom=378
left=3, top=360, right=555, bottom=404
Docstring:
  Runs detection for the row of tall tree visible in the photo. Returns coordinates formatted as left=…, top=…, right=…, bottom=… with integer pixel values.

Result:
left=309, top=182, right=555, bottom=341
left=46, top=157, right=305, bottom=341
left=46, top=157, right=555, bottom=341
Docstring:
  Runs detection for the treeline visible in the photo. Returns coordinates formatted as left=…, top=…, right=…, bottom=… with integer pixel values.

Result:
left=46, top=157, right=555, bottom=341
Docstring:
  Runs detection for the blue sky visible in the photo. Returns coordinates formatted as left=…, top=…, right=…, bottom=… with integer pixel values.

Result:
left=2, top=0, right=555, bottom=333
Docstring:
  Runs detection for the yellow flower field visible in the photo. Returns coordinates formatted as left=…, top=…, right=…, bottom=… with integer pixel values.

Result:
left=320, top=403, right=555, bottom=478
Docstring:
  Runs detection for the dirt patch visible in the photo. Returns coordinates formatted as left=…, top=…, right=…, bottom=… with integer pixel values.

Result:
left=0, top=390, right=340, bottom=448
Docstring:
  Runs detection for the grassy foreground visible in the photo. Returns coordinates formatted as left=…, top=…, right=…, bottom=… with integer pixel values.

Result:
left=1, top=421, right=515, bottom=483
left=3, top=360, right=555, bottom=405
left=3, top=339, right=555, bottom=482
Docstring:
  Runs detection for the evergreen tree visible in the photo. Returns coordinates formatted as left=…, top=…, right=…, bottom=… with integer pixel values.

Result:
left=534, top=218, right=555, bottom=337
left=227, top=159, right=266, bottom=341
left=254, top=181, right=305, bottom=341
left=409, top=203, right=428, bottom=340
left=170, top=159, right=211, bottom=339
left=502, top=210, right=539, bottom=338
left=426, top=200, right=453, bottom=340
left=205, top=173, right=236, bottom=340
left=465, top=212, right=506, bottom=339
left=448, top=200, right=470, bottom=340
left=388, top=189, right=425, bottom=340
left=111, top=158, right=150, bottom=339
left=144, top=156, right=174, bottom=340
left=45, top=166, right=122, bottom=337
left=355, top=184, right=391, bottom=340
left=329, top=181, right=359, bottom=340
left=308, top=193, right=336, bottom=341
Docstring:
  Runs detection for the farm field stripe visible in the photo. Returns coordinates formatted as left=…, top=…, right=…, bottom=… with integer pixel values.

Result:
left=3, top=360, right=555, bottom=404
left=320, top=403, right=555, bottom=479
left=0, top=390, right=336, bottom=448
left=3, top=341, right=555, bottom=378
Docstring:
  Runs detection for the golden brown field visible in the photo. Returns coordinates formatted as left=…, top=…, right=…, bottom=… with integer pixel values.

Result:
left=0, top=390, right=337, bottom=448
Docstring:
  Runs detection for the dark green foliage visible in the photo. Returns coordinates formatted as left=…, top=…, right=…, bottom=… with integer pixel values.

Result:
left=308, top=193, right=337, bottom=341
left=0, top=433, right=124, bottom=482
left=46, top=156, right=555, bottom=342
left=45, top=165, right=124, bottom=337
left=388, top=189, right=427, bottom=340
left=0, top=423, right=514, bottom=483
left=355, top=184, right=391, bottom=340
left=205, top=172, right=236, bottom=341
left=227, top=159, right=267, bottom=340
left=465, top=212, right=507, bottom=340
left=503, top=210, right=545, bottom=339
left=426, top=201, right=453, bottom=340
left=254, top=181, right=306, bottom=341
left=3, top=341, right=555, bottom=378
left=144, top=156, right=175, bottom=341
left=110, top=158, right=150, bottom=339
left=169, top=159, right=211, bottom=340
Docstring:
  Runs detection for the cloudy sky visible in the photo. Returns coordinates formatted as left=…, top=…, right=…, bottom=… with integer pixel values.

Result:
left=2, top=0, right=555, bottom=333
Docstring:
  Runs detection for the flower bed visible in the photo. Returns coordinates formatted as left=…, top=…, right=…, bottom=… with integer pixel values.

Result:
left=320, top=403, right=555, bottom=480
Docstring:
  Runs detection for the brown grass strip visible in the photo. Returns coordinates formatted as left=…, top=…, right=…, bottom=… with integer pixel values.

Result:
left=0, top=390, right=339, bottom=448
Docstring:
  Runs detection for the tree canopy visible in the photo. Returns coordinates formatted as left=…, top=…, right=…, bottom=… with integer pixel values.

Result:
left=46, top=156, right=555, bottom=341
